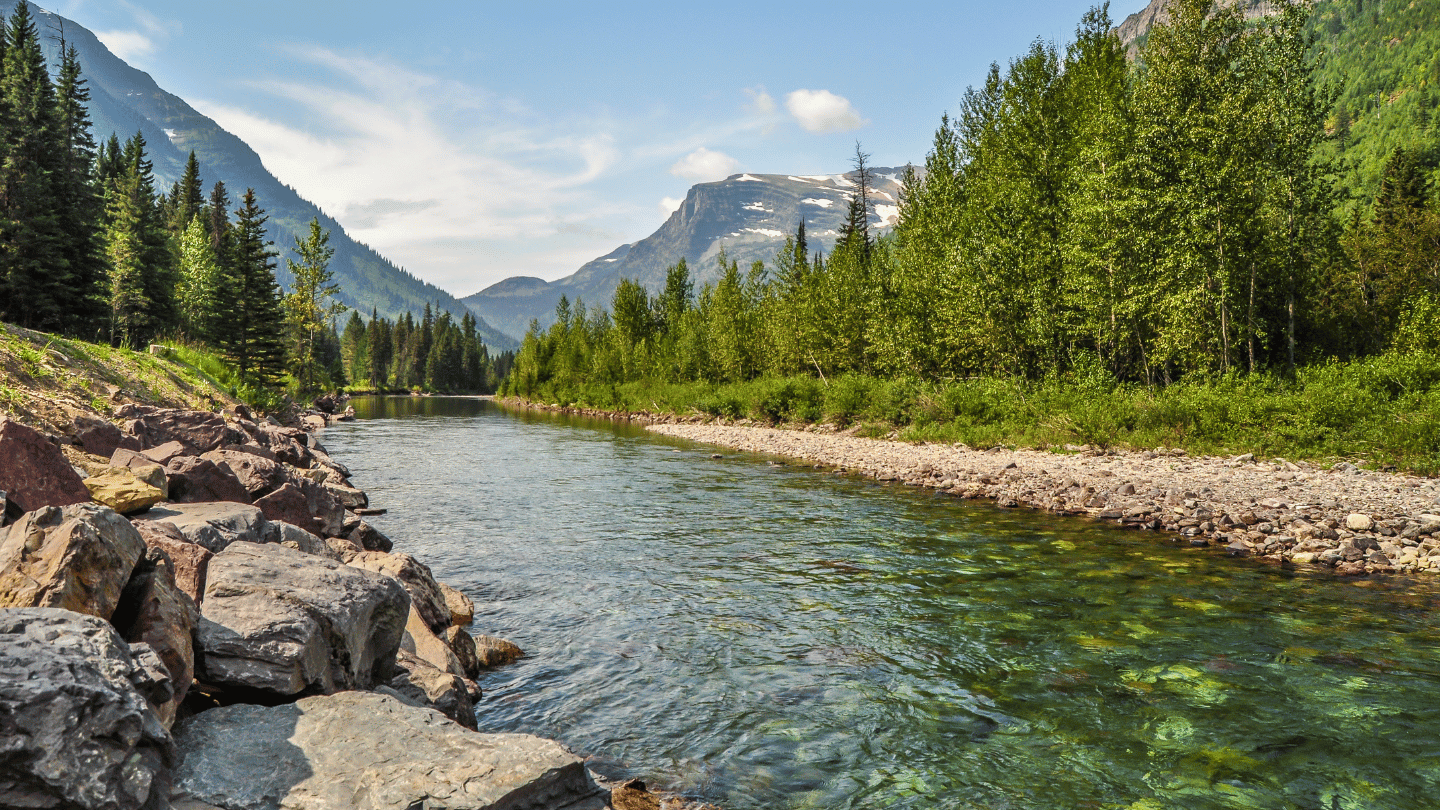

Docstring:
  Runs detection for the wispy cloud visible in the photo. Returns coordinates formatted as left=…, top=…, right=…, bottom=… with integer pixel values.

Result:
left=785, top=89, right=868, bottom=133
left=94, top=1, right=180, bottom=65
left=659, top=196, right=684, bottom=216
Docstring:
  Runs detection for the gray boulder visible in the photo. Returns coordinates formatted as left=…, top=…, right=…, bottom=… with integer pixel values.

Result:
left=0, top=608, right=175, bottom=810
left=112, top=547, right=200, bottom=728
left=347, top=551, right=450, bottom=633
left=138, top=502, right=270, bottom=553
left=196, top=542, right=409, bottom=697
left=381, top=648, right=477, bottom=729
left=171, top=691, right=600, bottom=810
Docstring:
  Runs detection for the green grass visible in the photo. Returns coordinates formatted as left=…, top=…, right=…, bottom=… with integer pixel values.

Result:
left=508, top=352, right=1440, bottom=476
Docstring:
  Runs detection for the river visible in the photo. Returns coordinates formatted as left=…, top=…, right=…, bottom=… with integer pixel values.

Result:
left=322, top=396, right=1440, bottom=810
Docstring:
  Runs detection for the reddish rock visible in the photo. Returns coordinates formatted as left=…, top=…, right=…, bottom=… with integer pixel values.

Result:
left=71, top=415, right=140, bottom=458
left=201, top=449, right=287, bottom=499
left=254, top=483, right=322, bottom=535
left=142, top=440, right=192, bottom=466
left=133, top=521, right=213, bottom=605
left=112, top=547, right=199, bottom=728
left=347, top=519, right=393, bottom=552
left=347, top=551, right=450, bottom=634
left=0, top=418, right=92, bottom=513
left=165, top=456, right=251, bottom=504
left=0, top=504, right=146, bottom=619
left=125, top=408, right=242, bottom=454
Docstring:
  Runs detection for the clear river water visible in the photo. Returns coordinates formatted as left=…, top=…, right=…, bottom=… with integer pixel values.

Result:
left=322, top=396, right=1440, bottom=810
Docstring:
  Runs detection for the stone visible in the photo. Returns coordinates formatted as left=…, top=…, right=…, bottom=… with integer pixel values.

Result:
left=133, top=520, right=213, bottom=606
left=267, top=520, right=344, bottom=561
left=323, top=480, right=369, bottom=510
left=444, top=625, right=482, bottom=680
left=197, top=541, right=410, bottom=697
left=165, top=455, right=252, bottom=504
left=139, top=501, right=270, bottom=553
left=401, top=605, right=466, bottom=678
left=125, top=408, right=243, bottom=455
left=171, top=691, right=599, bottom=810
left=474, top=634, right=525, bottom=669
left=348, top=551, right=451, bottom=633
left=254, top=480, right=345, bottom=538
left=1346, top=513, right=1375, bottom=532
left=0, top=503, right=145, bottom=619
left=0, top=608, right=175, bottom=810
left=612, top=780, right=663, bottom=810
left=1290, top=552, right=1319, bottom=564
left=83, top=466, right=166, bottom=514
left=112, top=547, right=199, bottom=728
left=0, top=417, right=93, bottom=512
left=382, top=648, right=477, bottom=729
left=440, top=580, right=475, bottom=626
left=142, top=440, right=193, bottom=466
left=201, top=448, right=289, bottom=498
left=347, top=518, right=393, bottom=552
left=72, top=414, right=141, bottom=458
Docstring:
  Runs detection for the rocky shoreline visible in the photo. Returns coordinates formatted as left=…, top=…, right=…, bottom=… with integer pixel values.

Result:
left=0, top=400, right=700, bottom=810
left=646, top=422, right=1440, bottom=580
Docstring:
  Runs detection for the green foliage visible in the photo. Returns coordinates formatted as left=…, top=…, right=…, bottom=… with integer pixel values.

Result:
left=283, top=217, right=346, bottom=393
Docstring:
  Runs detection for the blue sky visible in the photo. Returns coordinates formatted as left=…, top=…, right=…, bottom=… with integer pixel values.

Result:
left=49, top=0, right=1149, bottom=296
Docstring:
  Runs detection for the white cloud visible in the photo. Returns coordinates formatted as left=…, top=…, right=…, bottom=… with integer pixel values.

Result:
left=668, top=147, right=739, bottom=183
left=659, top=196, right=684, bottom=216
left=785, top=89, right=868, bottom=133
left=190, top=46, right=626, bottom=290
left=94, top=30, right=154, bottom=61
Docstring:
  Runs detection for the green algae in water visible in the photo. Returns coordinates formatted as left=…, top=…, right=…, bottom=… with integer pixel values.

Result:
left=325, top=398, right=1440, bottom=810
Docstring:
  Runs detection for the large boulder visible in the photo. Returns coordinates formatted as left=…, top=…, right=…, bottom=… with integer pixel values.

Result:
left=138, top=502, right=270, bottom=553
left=347, top=551, right=450, bottom=634
left=323, top=481, right=368, bottom=510
left=133, top=520, right=213, bottom=606
left=171, top=691, right=599, bottom=810
left=443, top=625, right=482, bottom=681
left=123, top=407, right=243, bottom=455
left=265, top=520, right=346, bottom=562
left=0, top=417, right=92, bottom=512
left=254, top=480, right=344, bottom=538
left=83, top=467, right=165, bottom=515
left=201, top=448, right=288, bottom=499
left=72, top=414, right=141, bottom=458
left=346, top=518, right=393, bottom=552
left=382, top=648, right=477, bottom=729
left=164, top=455, right=252, bottom=505
left=112, top=547, right=199, bottom=728
left=0, top=608, right=175, bottom=810
left=0, top=503, right=145, bottom=619
left=196, top=542, right=410, bottom=697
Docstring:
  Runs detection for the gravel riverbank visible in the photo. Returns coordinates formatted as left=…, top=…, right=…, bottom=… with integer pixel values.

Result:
left=648, top=422, right=1440, bottom=578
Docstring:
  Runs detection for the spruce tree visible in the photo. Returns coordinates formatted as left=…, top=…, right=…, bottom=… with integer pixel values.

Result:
left=220, top=189, right=287, bottom=385
left=53, top=42, right=106, bottom=337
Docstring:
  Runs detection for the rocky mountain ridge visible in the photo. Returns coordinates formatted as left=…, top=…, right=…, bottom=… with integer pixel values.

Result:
left=464, top=168, right=909, bottom=340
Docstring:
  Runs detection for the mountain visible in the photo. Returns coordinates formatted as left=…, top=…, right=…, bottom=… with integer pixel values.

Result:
left=1115, top=0, right=1280, bottom=55
left=463, top=169, right=909, bottom=340
left=10, top=1, right=517, bottom=351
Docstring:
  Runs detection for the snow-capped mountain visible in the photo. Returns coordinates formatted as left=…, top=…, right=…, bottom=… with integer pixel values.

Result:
left=463, top=169, right=909, bottom=341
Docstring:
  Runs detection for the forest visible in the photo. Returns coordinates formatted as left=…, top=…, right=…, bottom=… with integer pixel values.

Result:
left=0, top=1, right=499, bottom=403
left=502, top=0, right=1440, bottom=471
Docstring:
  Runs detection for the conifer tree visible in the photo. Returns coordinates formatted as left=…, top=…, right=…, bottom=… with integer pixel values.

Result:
left=53, top=41, right=106, bottom=337
left=220, top=189, right=287, bottom=385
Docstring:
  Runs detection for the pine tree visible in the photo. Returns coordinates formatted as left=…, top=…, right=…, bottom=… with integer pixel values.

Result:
left=53, top=40, right=106, bottom=337
left=104, top=170, right=148, bottom=347
left=220, top=189, right=287, bottom=385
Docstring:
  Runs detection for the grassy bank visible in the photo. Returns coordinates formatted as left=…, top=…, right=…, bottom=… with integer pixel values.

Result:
left=512, top=353, right=1440, bottom=476
left=0, top=323, right=242, bottom=431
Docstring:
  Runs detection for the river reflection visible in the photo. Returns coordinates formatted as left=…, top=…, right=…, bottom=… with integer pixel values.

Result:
left=324, top=396, right=1440, bottom=810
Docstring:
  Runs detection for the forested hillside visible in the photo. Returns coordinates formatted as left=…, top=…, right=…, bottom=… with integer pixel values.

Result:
left=503, top=0, right=1440, bottom=470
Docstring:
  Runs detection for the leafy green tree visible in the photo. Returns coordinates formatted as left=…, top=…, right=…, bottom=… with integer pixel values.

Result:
left=284, top=218, right=345, bottom=392
left=176, top=215, right=221, bottom=342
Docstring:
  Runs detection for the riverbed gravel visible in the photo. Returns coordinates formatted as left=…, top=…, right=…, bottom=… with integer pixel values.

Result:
left=646, top=422, right=1440, bottom=578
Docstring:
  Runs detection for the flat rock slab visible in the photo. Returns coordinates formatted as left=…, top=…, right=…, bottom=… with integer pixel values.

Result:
left=139, top=502, right=271, bottom=553
left=197, top=542, right=409, bottom=696
left=172, top=691, right=601, bottom=810
left=0, top=608, right=175, bottom=810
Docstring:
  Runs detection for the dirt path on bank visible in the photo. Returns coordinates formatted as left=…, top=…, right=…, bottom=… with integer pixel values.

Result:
left=647, top=422, right=1440, bottom=578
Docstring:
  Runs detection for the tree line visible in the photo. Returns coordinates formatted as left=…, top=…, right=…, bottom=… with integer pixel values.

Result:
left=338, top=304, right=508, bottom=394
left=505, top=0, right=1440, bottom=400
left=0, top=1, right=496, bottom=397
